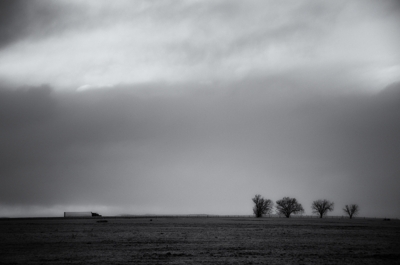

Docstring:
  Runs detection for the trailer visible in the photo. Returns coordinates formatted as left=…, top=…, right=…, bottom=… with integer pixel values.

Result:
left=64, top=212, right=102, bottom=217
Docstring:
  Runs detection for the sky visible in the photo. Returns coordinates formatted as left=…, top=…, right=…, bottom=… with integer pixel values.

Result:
left=0, top=0, right=400, bottom=218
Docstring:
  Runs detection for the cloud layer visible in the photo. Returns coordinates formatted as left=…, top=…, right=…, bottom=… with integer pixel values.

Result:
left=1, top=80, right=399, bottom=217
left=0, top=0, right=399, bottom=90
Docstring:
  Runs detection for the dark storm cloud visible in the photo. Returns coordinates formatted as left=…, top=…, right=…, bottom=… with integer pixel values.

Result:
left=0, top=0, right=66, bottom=48
left=0, top=0, right=107, bottom=49
left=0, top=0, right=178, bottom=50
left=0, top=0, right=28, bottom=47
left=1, top=81, right=399, bottom=217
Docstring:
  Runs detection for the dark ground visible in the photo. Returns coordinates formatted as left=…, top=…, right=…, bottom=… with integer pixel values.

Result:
left=1, top=217, right=399, bottom=264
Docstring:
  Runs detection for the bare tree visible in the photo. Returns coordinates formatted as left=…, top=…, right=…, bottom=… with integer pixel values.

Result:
left=311, top=199, right=334, bottom=218
left=276, top=197, right=304, bottom=218
left=343, top=204, right=359, bottom=219
left=252, top=194, right=273, bottom=218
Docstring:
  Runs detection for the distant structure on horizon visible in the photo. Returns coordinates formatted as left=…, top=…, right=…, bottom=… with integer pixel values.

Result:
left=64, top=212, right=101, bottom=217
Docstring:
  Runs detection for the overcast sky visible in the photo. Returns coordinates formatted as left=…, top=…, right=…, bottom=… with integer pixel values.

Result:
left=1, top=0, right=400, bottom=218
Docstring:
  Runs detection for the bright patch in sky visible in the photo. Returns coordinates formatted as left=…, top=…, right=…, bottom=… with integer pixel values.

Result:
left=0, top=0, right=398, bottom=91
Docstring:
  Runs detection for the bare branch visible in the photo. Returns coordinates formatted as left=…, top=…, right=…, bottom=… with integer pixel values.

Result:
left=275, top=197, right=304, bottom=218
left=252, top=194, right=273, bottom=218
left=311, top=199, right=334, bottom=218
left=343, top=204, right=359, bottom=219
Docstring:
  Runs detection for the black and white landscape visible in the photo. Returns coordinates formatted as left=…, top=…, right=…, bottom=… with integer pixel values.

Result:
left=1, top=1, right=400, bottom=263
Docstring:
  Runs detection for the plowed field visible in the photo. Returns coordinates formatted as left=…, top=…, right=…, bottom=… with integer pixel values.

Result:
left=1, top=217, right=399, bottom=264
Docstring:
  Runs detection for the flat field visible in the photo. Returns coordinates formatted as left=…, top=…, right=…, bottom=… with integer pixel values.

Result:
left=1, top=217, right=399, bottom=264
